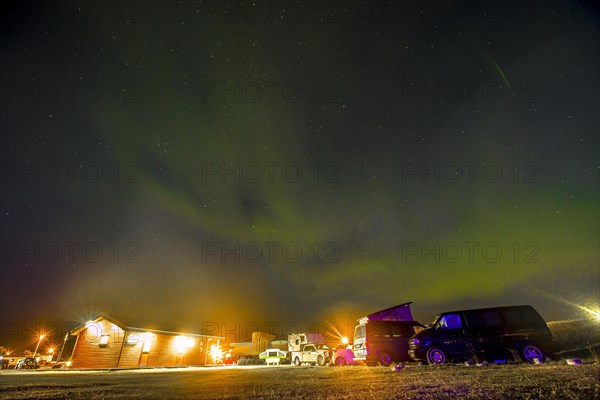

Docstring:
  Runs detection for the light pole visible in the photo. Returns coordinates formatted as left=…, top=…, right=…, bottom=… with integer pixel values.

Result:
left=33, top=334, right=45, bottom=358
left=204, top=338, right=213, bottom=366
left=56, top=333, right=68, bottom=365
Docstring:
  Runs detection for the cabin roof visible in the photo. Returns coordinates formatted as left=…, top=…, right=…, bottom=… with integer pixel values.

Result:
left=70, top=312, right=224, bottom=339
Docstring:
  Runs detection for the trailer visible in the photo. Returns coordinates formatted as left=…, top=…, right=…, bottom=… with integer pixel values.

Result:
left=259, top=348, right=288, bottom=365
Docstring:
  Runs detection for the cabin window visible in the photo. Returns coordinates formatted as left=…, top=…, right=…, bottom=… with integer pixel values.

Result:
left=126, top=334, right=140, bottom=346
left=142, top=334, right=154, bottom=353
left=99, top=335, right=109, bottom=348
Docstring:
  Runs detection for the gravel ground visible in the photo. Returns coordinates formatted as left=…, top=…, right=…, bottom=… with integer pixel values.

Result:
left=1, top=363, right=599, bottom=400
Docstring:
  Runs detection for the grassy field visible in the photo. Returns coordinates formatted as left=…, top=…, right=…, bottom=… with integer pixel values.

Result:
left=1, top=363, right=599, bottom=400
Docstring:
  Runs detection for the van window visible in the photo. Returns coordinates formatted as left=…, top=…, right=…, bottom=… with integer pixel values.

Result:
left=438, top=314, right=462, bottom=329
left=354, top=325, right=366, bottom=339
left=465, top=310, right=503, bottom=327
left=369, top=324, right=391, bottom=338
left=502, top=307, right=545, bottom=329
left=391, top=324, right=414, bottom=337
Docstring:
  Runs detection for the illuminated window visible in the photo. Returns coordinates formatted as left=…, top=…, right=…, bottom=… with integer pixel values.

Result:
left=126, top=334, right=140, bottom=346
left=142, top=334, right=154, bottom=353
left=99, top=335, right=109, bottom=348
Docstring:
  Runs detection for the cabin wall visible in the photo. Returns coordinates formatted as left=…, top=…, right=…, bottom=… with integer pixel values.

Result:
left=145, top=334, right=204, bottom=366
left=117, top=332, right=144, bottom=368
left=71, top=319, right=124, bottom=368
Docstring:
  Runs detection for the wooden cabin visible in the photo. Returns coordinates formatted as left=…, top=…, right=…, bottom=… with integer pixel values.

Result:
left=65, top=314, right=224, bottom=369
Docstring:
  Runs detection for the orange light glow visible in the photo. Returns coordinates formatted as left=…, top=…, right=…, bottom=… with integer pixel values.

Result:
left=174, top=336, right=194, bottom=354
left=210, top=344, right=223, bottom=363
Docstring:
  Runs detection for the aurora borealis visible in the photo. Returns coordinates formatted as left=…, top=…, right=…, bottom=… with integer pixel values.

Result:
left=1, top=1, right=598, bottom=349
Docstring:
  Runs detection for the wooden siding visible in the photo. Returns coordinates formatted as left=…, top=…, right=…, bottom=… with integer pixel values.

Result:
left=71, top=319, right=124, bottom=368
left=117, top=333, right=143, bottom=368
left=145, top=334, right=205, bottom=367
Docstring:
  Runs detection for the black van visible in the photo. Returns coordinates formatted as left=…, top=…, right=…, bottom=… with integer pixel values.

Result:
left=408, top=305, right=559, bottom=365
left=353, top=320, right=424, bottom=366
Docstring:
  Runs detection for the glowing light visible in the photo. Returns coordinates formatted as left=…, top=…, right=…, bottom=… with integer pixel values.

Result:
left=341, top=336, right=349, bottom=345
left=99, top=335, right=109, bottom=345
left=174, top=336, right=195, bottom=354
left=210, top=344, right=223, bottom=363
left=127, top=334, right=140, bottom=345
left=85, top=321, right=103, bottom=340
left=532, top=290, right=600, bottom=322
left=568, top=303, right=600, bottom=322
left=142, top=333, right=154, bottom=353
left=49, top=348, right=54, bottom=354
left=578, top=306, right=600, bottom=322
left=66, top=361, right=72, bottom=367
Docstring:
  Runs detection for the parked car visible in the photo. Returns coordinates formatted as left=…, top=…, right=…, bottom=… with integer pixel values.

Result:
left=15, top=357, right=40, bottom=369
left=354, top=320, right=425, bottom=366
left=331, top=347, right=357, bottom=366
left=408, top=305, right=559, bottom=365
left=51, top=361, right=72, bottom=369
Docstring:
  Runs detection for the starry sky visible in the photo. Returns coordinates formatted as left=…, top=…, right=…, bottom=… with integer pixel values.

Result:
left=1, top=1, right=598, bottom=350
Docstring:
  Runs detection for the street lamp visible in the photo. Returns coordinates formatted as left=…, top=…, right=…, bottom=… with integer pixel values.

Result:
left=33, top=334, right=45, bottom=358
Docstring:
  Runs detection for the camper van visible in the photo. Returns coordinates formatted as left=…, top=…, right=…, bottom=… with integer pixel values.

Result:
left=408, top=305, right=559, bottom=365
left=353, top=302, right=424, bottom=366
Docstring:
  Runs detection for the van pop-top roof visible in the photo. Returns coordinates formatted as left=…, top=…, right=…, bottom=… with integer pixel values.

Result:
left=358, top=302, right=414, bottom=324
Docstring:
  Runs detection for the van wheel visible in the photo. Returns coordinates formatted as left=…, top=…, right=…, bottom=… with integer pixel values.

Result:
left=317, top=355, right=325, bottom=366
left=426, top=347, right=447, bottom=365
left=335, top=357, right=347, bottom=366
left=378, top=353, right=392, bottom=366
left=294, top=357, right=301, bottom=366
left=520, top=344, right=544, bottom=363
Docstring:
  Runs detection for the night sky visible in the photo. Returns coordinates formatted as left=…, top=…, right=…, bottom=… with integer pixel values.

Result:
left=1, top=1, right=598, bottom=350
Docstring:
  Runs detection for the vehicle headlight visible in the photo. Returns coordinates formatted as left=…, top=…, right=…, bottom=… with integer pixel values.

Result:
left=411, top=338, right=420, bottom=346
